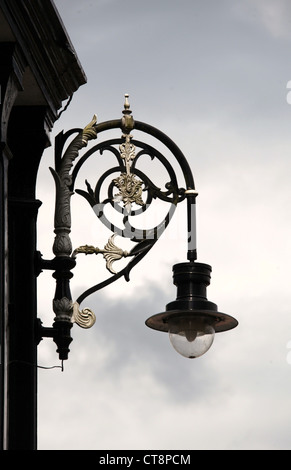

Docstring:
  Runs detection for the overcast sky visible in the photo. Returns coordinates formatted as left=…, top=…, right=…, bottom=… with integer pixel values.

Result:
left=36, top=0, right=291, bottom=450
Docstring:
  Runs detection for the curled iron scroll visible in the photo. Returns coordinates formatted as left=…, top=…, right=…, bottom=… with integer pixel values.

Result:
left=55, top=117, right=195, bottom=305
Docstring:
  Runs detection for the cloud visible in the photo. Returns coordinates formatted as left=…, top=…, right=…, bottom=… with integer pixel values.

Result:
left=240, top=0, right=291, bottom=39
left=37, top=290, right=291, bottom=450
left=35, top=0, right=291, bottom=450
left=249, top=0, right=291, bottom=39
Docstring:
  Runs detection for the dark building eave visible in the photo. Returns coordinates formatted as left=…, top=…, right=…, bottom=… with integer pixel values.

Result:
left=0, top=0, right=87, bottom=122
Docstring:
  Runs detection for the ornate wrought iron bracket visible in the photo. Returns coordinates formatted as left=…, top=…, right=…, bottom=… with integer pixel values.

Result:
left=37, top=94, right=198, bottom=360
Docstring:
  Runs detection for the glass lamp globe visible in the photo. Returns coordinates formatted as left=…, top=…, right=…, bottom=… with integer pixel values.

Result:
left=168, top=315, right=215, bottom=358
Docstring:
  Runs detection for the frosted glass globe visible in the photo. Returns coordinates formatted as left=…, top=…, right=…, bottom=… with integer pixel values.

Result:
left=168, top=316, right=215, bottom=358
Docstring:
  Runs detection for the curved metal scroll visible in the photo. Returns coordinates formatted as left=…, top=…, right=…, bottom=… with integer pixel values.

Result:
left=53, top=98, right=196, bottom=307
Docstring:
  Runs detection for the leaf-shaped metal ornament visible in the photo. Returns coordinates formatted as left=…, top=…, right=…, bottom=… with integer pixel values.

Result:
left=103, top=234, right=129, bottom=274
left=72, top=234, right=129, bottom=274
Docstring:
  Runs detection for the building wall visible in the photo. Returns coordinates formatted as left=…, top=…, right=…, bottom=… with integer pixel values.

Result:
left=0, top=0, right=86, bottom=449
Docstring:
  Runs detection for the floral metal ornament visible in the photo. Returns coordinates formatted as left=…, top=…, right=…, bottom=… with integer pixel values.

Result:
left=72, top=233, right=129, bottom=274
left=112, top=94, right=145, bottom=212
left=113, top=173, right=144, bottom=212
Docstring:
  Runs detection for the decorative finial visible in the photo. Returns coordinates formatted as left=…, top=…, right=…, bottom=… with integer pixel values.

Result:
left=121, top=93, right=134, bottom=133
left=123, top=93, right=131, bottom=114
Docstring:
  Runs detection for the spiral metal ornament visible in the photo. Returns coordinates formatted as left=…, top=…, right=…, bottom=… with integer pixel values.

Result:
left=38, top=95, right=237, bottom=363
left=53, top=94, right=196, bottom=307
left=72, top=303, right=96, bottom=329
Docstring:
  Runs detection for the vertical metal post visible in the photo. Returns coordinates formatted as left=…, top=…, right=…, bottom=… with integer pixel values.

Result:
left=185, top=189, right=198, bottom=262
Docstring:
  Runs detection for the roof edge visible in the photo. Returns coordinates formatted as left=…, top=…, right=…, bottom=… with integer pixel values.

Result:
left=0, top=0, right=87, bottom=117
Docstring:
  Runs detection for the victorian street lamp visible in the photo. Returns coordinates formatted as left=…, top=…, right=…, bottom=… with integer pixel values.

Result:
left=36, top=94, right=238, bottom=361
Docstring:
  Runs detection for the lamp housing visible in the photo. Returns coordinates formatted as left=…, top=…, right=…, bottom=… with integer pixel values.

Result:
left=145, top=262, right=238, bottom=358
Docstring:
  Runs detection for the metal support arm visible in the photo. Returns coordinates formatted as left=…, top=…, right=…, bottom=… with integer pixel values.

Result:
left=37, top=95, right=197, bottom=361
